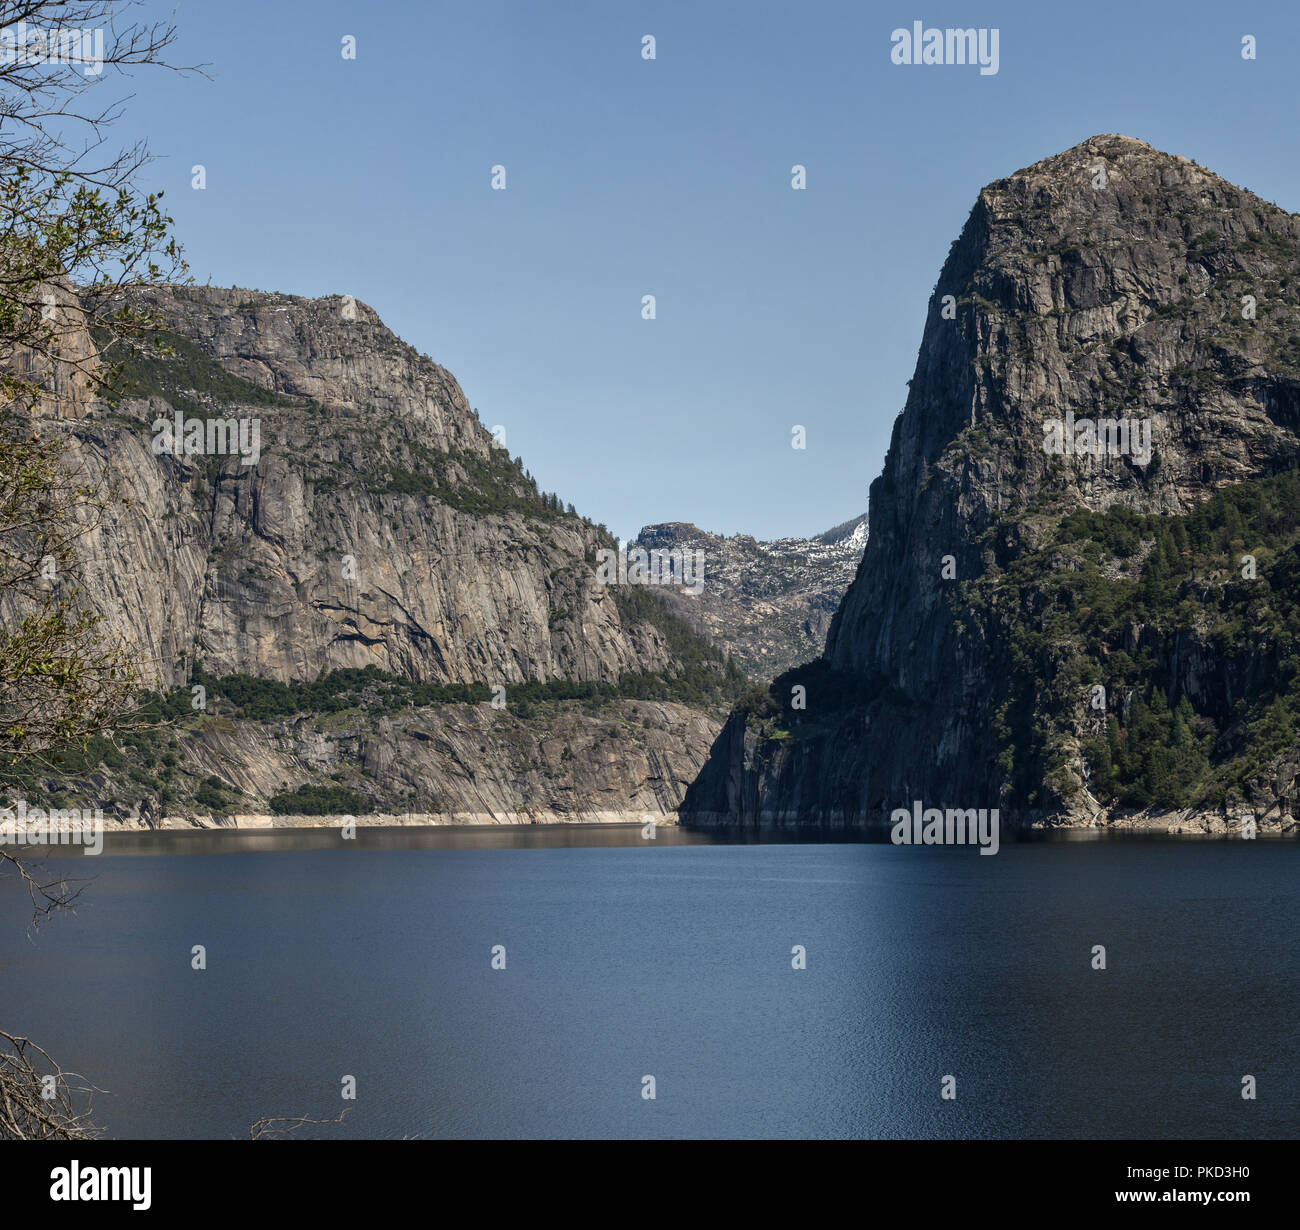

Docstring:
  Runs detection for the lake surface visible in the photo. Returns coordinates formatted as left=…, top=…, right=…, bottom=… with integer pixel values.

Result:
left=1, top=827, right=1296, bottom=1139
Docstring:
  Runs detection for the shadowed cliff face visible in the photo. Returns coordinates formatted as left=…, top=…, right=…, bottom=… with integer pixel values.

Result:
left=682, top=135, right=1300, bottom=831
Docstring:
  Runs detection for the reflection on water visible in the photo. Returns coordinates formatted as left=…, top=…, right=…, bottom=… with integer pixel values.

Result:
left=24, top=820, right=1287, bottom=859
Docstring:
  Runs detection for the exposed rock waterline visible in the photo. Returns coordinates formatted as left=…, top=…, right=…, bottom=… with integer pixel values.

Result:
left=98, top=810, right=680, bottom=831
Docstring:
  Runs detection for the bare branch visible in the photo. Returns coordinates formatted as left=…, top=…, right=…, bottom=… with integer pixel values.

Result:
left=248, top=1109, right=352, bottom=1140
left=0, top=1028, right=103, bottom=1139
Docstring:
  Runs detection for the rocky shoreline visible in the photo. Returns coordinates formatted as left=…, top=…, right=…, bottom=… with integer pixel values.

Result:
left=1039, top=809, right=1298, bottom=836
left=91, top=807, right=1296, bottom=836
left=98, top=809, right=677, bottom=831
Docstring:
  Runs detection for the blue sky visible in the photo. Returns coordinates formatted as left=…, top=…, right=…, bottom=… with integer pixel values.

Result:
left=111, top=0, right=1300, bottom=539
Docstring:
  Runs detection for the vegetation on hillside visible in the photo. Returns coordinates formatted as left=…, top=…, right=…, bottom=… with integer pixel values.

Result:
left=963, top=466, right=1300, bottom=811
left=740, top=467, right=1300, bottom=815
left=186, top=656, right=744, bottom=721
left=102, top=326, right=306, bottom=416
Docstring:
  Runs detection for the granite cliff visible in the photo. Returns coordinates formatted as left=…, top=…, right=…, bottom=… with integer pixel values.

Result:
left=682, top=135, right=1300, bottom=834
left=10, top=285, right=742, bottom=824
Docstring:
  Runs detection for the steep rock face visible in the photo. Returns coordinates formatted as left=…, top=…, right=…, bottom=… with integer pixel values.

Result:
left=682, top=135, right=1300, bottom=831
left=631, top=515, right=867, bottom=680
left=828, top=134, right=1300, bottom=685
left=61, top=286, right=687, bottom=690
left=15, top=286, right=739, bottom=822
left=79, top=699, right=719, bottom=827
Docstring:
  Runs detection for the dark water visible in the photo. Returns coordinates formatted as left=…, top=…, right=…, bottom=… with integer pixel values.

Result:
left=1, top=827, right=1296, bottom=1139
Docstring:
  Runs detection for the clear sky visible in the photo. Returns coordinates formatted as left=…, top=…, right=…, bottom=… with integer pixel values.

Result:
left=107, top=0, right=1300, bottom=540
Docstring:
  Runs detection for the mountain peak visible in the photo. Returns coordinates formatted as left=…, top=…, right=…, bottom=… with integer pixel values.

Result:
left=985, top=133, right=1261, bottom=214
left=1009, top=134, right=1172, bottom=173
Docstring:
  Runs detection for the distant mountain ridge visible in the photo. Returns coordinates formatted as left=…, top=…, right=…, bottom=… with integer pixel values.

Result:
left=632, top=515, right=867, bottom=680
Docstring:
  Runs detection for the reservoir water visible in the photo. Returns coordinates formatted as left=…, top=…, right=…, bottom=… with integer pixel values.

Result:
left=1, top=826, right=1295, bottom=1139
